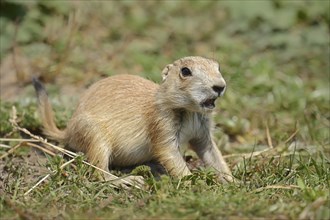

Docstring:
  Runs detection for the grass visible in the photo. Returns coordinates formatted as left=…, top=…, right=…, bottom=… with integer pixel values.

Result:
left=0, top=1, right=329, bottom=219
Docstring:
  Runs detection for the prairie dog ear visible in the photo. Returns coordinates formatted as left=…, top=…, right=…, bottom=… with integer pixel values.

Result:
left=161, top=64, right=173, bottom=81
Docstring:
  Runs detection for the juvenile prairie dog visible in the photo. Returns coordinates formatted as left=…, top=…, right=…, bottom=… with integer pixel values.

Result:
left=33, top=56, right=233, bottom=183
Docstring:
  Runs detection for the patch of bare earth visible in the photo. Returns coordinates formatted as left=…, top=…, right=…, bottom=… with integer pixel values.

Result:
left=0, top=148, right=49, bottom=196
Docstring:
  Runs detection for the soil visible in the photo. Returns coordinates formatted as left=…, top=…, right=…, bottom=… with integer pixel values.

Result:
left=0, top=148, right=49, bottom=196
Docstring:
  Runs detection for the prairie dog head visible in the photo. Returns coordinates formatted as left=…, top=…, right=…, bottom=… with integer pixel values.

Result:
left=159, top=56, right=226, bottom=113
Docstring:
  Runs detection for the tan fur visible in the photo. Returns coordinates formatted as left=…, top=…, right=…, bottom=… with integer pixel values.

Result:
left=34, top=56, right=233, bottom=183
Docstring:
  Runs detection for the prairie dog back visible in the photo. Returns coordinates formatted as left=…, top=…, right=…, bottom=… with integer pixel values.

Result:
left=65, top=75, right=158, bottom=167
left=33, top=56, right=233, bottom=183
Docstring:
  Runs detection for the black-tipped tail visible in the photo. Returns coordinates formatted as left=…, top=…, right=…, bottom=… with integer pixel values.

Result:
left=32, top=77, right=47, bottom=99
left=32, top=77, right=65, bottom=142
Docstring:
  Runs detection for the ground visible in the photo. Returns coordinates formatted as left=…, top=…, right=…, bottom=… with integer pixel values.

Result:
left=0, top=1, right=329, bottom=219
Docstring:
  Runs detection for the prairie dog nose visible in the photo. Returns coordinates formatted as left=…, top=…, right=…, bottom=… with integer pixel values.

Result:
left=212, top=85, right=226, bottom=96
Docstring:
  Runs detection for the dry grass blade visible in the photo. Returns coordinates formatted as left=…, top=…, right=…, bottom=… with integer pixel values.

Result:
left=223, top=142, right=297, bottom=159
left=0, top=138, right=40, bottom=142
left=0, top=138, right=56, bottom=156
left=265, top=122, right=274, bottom=148
left=223, top=148, right=273, bottom=159
left=24, top=174, right=51, bottom=196
left=284, top=128, right=299, bottom=144
left=26, top=142, right=57, bottom=156
left=0, top=143, right=12, bottom=149
left=253, top=185, right=300, bottom=193
left=9, top=106, right=142, bottom=189
left=0, top=142, right=23, bottom=159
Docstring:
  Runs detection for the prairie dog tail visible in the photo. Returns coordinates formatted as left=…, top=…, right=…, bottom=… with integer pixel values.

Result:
left=32, top=77, right=65, bottom=142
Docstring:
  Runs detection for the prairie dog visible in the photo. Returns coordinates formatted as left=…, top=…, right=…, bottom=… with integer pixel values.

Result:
left=33, top=56, right=233, bottom=183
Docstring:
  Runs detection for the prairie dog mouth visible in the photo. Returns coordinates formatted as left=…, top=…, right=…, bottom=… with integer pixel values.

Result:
left=201, top=98, right=217, bottom=109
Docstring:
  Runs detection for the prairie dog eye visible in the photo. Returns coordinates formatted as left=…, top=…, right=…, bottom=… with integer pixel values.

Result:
left=180, top=67, right=192, bottom=77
